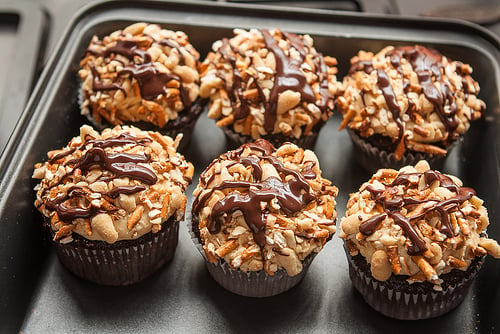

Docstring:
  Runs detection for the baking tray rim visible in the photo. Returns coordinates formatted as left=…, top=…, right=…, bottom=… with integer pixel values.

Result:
left=1, top=0, right=499, bottom=332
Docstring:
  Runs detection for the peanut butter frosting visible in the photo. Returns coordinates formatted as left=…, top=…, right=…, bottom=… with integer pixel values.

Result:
left=200, top=28, right=340, bottom=139
left=337, top=45, right=485, bottom=160
left=192, top=139, right=338, bottom=276
left=339, top=160, right=500, bottom=289
left=79, top=22, right=201, bottom=128
left=33, top=125, right=193, bottom=244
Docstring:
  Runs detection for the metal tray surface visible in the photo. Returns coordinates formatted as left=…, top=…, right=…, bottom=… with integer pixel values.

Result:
left=0, top=2, right=48, bottom=157
left=1, top=1, right=499, bottom=333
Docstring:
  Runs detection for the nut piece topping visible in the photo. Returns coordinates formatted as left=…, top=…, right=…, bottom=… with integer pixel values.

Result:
left=33, top=125, right=192, bottom=244
left=192, top=139, right=338, bottom=276
left=337, top=45, right=486, bottom=160
left=340, top=160, right=500, bottom=288
left=200, top=28, right=341, bottom=139
left=79, top=22, right=201, bottom=128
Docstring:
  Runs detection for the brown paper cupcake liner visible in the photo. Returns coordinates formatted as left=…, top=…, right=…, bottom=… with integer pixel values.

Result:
left=221, top=124, right=321, bottom=150
left=79, top=87, right=207, bottom=151
left=344, top=243, right=484, bottom=320
left=347, top=129, right=452, bottom=172
left=188, top=213, right=315, bottom=297
left=204, top=253, right=315, bottom=298
left=51, top=219, right=179, bottom=286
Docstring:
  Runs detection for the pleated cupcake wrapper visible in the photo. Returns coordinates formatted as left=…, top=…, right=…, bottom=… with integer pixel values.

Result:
left=347, top=129, right=452, bottom=172
left=188, top=214, right=314, bottom=297
left=205, top=254, right=314, bottom=297
left=221, top=126, right=319, bottom=150
left=345, top=246, right=483, bottom=320
left=52, top=220, right=179, bottom=286
left=79, top=87, right=207, bottom=152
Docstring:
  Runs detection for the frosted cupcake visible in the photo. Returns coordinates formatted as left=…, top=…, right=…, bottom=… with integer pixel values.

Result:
left=79, top=22, right=206, bottom=149
left=33, top=125, right=193, bottom=285
left=336, top=45, right=485, bottom=171
left=191, top=139, right=338, bottom=296
left=200, top=28, right=340, bottom=149
left=339, top=160, right=500, bottom=319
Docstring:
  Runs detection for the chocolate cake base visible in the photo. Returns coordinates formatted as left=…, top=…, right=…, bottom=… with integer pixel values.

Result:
left=345, top=244, right=484, bottom=320
left=347, top=129, right=451, bottom=172
left=51, top=218, right=179, bottom=286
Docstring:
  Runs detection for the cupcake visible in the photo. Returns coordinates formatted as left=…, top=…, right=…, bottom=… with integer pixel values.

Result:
left=339, top=160, right=500, bottom=319
left=336, top=45, right=486, bottom=171
left=79, top=22, right=206, bottom=149
left=33, top=125, right=193, bottom=285
left=199, top=28, right=340, bottom=149
left=191, top=139, right=338, bottom=297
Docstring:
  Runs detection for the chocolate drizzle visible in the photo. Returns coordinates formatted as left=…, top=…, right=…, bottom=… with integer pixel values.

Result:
left=349, top=45, right=471, bottom=143
left=193, top=139, right=315, bottom=248
left=359, top=169, right=475, bottom=255
left=86, top=38, right=191, bottom=107
left=119, top=64, right=186, bottom=103
left=89, top=66, right=125, bottom=93
left=377, top=69, right=403, bottom=140
left=106, top=185, right=146, bottom=198
left=218, top=39, right=249, bottom=121
left=159, top=39, right=185, bottom=65
left=391, top=46, right=459, bottom=137
left=261, top=29, right=316, bottom=133
left=71, top=148, right=156, bottom=185
left=88, top=40, right=151, bottom=62
left=45, top=187, right=105, bottom=221
left=42, top=132, right=157, bottom=222
left=215, top=29, right=331, bottom=133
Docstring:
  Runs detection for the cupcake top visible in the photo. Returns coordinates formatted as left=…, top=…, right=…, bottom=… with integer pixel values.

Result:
left=337, top=45, right=486, bottom=160
left=33, top=125, right=193, bottom=244
left=339, top=160, right=500, bottom=289
left=200, top=28, right=339, bottom=139
left=192, top=139, right=338, bottom=276
left=79, top=22, right=201, bottom=128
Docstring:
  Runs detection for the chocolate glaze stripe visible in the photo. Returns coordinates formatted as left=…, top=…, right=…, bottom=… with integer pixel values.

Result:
left=72, top=148, right=157, bottom=185
left=87, top=39, right=151, bottom=63
left=388, top=46, right=459, bottom=139
left=42, top=132, right=158, bottom=222
left=213, top=30, right=331, bottom=134
left=348, top=60, right=374, bottom=75
left=89, top=66, right=125, bottom=94
left=87, top=39, right=191, bottom=107
left=377, top=69, right=404, bottom=140
left=45, top=185, right=118, bottom=221
left=261, top=29, right=316, bottom=133
left=49, top=132, right=151, bottom=165
left=119, top=64, right=187, bottom=103
left=193, top=139, right=315, bottom=249
left=45, top=192, right=104, bottom=221
left=159, top=39, right=186, bottom=65
left=218, top=38, right=250, bottom=121
left=359, top=169, right=474, bottom=255
left=208, top=176, right=313, bottom=247
left=106, top=185, right=146, bottom=199
left=349, top=45, right=472, bottom=143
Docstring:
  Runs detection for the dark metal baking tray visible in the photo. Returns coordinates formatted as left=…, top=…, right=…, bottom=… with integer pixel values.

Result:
left=0, top=2, right=48, bottom=156
left=1, top=1, right=499, bottom=332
